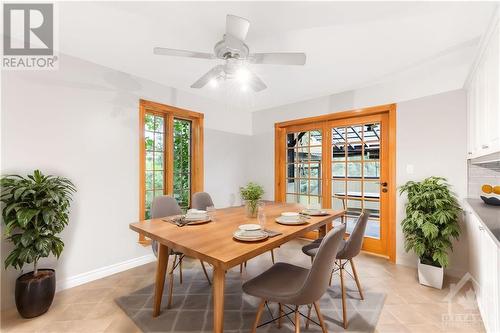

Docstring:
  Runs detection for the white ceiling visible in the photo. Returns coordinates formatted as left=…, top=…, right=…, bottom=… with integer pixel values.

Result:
left=58, top=1, right=496, bottom=111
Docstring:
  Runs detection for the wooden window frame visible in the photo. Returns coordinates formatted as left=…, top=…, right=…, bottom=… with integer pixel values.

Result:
left=139, top=99, right=204, bottom=244
left=274, top=103, right=397, bottom=262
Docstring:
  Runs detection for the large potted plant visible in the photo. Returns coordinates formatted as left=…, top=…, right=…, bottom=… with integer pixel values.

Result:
left=1, top=170, right=76, bottom=318
left=399, top=176, right=461, bottom=289
left=240, top=182, right=264, bottom=218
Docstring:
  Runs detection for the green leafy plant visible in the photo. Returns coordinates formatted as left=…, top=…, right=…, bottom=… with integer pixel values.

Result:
left=240, top=182, right=265, bottom=217
left=1, top=170, right=76, bottom=275
left=399, top=176, right=461, bottom=268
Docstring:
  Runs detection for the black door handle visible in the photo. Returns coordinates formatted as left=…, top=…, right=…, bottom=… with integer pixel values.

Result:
left=380, top=182, right=388, bottom=187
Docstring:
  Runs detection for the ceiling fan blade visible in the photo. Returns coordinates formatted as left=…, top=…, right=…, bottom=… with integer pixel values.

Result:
left=248, top=52, right=306, bottom=65
left=226, top=14, right=250, bottom=41
left=190, top=65, right=224, bottom=88
left=247, top=72, right=267, bottom=92
left=153, top=47, right=214, bottom=60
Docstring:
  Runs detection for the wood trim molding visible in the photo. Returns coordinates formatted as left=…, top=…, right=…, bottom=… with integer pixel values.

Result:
left=138, top=99, right=204, bottom=244
left=275, top=104, right=396, bottom=129
left=274, top=103, right=397, bottom=262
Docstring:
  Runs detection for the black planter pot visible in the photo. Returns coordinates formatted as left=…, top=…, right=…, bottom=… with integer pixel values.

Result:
left=15, top=269, right=56, bottom=318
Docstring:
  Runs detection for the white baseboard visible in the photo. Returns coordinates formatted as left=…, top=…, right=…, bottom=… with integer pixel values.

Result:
left=56, top=254, right=156, bottom=292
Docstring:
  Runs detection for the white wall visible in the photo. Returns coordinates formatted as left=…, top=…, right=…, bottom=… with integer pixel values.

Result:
left=0, top=54, right=252, bottom=309
left=251, top=89, right=468, bottom=275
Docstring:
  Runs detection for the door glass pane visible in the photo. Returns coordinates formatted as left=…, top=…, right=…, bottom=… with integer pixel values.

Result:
left=364, top=162, right=380, bottom=179
left=331, top=120, right=382, bottom=240
left=347, top=162, right=362, bottom=178
left=285, top=129, right=322, bottom=207
left=332, top=163, right=346, bottom=178
left=332, top=143, right=346, bottom=161
left=173, top=118, right=192, bottom=210
left=347, top=180, right=362, bottom=198
left=364, top=142, right=380, bottom=161
left=346, top=126, right=363, bottom=143
left=363, top=123, right=380, bottom=142
left=347, top=143, right=363, bottom=161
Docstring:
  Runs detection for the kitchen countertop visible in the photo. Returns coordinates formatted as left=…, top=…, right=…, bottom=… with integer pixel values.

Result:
left=464, top=198, right=500, bottom=246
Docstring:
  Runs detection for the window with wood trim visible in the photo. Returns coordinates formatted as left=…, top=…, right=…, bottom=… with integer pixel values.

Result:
left=139, top=100, right=204, bottom=241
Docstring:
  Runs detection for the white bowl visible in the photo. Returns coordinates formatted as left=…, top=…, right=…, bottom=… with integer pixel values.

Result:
left=281, top=212, right=300, bottom=221
left=238, top=224, right=262, bottom=236
left=239, top=224, right=262, bottom=231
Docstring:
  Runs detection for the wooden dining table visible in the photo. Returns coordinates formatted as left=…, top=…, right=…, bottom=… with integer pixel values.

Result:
left=129, top=202, right=344, bottom=333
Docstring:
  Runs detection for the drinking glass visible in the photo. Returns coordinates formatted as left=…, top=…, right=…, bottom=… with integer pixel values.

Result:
left=207, top=205, right=216, bottom=222
left=257, top=204, right=266, bottom=229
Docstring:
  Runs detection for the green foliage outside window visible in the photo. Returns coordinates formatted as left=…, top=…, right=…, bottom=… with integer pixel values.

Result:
left=173, top=119, right=191, bottom=210
left=399, top=176, right=461, bottom=268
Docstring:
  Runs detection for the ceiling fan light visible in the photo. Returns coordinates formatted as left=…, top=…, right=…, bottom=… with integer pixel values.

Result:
left=209, top=78, right=218, bottom=88
left=235, top=67, right=251, bottom=83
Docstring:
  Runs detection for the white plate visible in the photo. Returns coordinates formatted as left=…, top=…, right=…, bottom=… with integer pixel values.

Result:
left=275, top=216, right=308, bottom=225
left=233, top=230, right=268, bottom=242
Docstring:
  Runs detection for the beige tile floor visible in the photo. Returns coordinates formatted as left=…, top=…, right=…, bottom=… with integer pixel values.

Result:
left=1, top=239, right=485, bottom=333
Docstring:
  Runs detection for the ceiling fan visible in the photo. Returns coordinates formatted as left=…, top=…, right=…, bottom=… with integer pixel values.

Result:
left=153, top=14, right=306, bottom=92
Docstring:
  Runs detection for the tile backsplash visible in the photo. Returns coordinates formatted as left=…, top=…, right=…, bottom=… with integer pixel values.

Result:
left=468, top=161, right=500, bottom=198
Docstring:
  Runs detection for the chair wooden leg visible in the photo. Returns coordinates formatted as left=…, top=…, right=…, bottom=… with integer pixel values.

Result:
left=329, top=269, right=333, bottom=287
left=179, top=256, right=183, bottom=284
left=251, top=300, right=266, bottom=333
left=168, top=254, right=177, bottom=308
left=305, top=304, right=312, bottom=329
left=313, top=301, right=328, bottom=333
left=350, top=259, right=364, bottom=300
left=200, top=260, right=211, bottom=285
left=339, top=262, right=348, bottom=329
left=278, top=303, right=283, bottom=328
left=270, top=249, right=275, bottom=264
left=310, top=256, right=314, bottom=265
left=294, top=306, right=300, bottom=333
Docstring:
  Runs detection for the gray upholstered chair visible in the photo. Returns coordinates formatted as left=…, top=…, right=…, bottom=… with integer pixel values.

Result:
left=150, top=195, right=211, bottom=308
left=302, top=210, right=371, bottom=328
left=243, top=224, right=346, bottom=333
left=191, top=192, right=214, bottom=210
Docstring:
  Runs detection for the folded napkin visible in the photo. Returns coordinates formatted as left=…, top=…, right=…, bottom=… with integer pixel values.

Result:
left=263, top=229, right=282, bottom=237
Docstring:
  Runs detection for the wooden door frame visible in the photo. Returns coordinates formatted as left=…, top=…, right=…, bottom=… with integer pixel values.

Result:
left=274, top=103, right=397, bottom=262
left=139, top=99, right=204, bottom=244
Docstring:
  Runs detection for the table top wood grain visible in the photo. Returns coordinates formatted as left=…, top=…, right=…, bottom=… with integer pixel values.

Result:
left=130, top=202, right=344, bottom=270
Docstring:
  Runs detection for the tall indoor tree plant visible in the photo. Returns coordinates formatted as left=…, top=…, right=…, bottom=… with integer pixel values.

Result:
left=1, top=170, right=76, bottom=318
left=399, top=176, right=461, bottom=289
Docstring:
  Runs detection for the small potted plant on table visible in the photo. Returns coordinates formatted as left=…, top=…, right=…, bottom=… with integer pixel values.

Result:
left=1, top=170, right=76, bottom=318
left=400, top=176, right=461, bottom=289
left=240, top=182, right=264, bottom=218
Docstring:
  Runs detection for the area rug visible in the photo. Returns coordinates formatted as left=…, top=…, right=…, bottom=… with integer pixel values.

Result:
left=116, top=267, right=385, bottom=332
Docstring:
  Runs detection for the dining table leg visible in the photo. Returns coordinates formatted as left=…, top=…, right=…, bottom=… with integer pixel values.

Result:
left=212, top=266, right=225, bottom=333
left=153, top=243, right=170, bottom=317
left=318, top=224, right=328, bottom=238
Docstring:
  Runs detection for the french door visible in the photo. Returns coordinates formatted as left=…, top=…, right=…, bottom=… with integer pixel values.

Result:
left=275, top=105, right=395, bottom=259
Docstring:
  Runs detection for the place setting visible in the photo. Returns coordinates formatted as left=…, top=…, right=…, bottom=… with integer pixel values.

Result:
left=275, top=211, right=310, bottom=225
left=163, top=208, right=212, bottom=227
